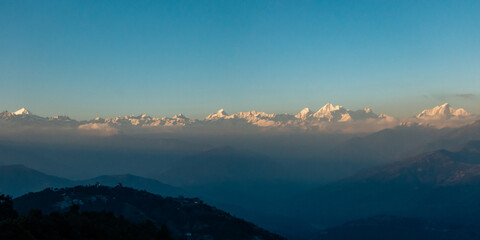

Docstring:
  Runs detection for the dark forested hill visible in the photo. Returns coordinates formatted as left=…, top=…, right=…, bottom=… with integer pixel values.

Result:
left=14, top=185, right=285, bottom=240
left=0, top=194, right=172, bottom=240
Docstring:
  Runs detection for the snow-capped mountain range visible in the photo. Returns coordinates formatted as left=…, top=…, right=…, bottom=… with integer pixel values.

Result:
left=0, top=103, right=476, bottom=133
left=203, top=103, right=396, bottom=128
left=416, top=103, right=471, bottom=120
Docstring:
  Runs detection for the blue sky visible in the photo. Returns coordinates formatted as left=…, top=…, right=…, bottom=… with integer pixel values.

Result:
left=1, top=0, right=479, bottom=120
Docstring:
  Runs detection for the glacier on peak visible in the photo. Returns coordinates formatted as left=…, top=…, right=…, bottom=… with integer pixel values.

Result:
left=312, top=104, right=347, bottom=121
left=295, top=108, right=313, bottom=120
left=308, top=103, right=383, bottom=122
left=49, top=115, right=72, bottom=121
left=13, top=108, right=31, bottom=115
left=205, top=109, right=281, bottom=127
left=173, top=114, right=187, bottom=119
left=416, top=103, right=471, bottom=120
left=205, top=109, right=230, bottom=121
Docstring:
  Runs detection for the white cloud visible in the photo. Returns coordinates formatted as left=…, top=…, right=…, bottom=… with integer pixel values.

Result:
left=78, top=123, right=119, bottom=136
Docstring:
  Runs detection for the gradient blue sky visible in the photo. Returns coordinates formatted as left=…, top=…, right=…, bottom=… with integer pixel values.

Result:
left=1, top=0, right=479, bottom=120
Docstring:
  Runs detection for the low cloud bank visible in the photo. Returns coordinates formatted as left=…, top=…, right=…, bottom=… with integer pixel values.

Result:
left=78, top=123, right=119, bottom=136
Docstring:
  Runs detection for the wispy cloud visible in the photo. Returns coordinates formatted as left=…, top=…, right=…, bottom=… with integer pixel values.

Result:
left=455, top=93, right=476, bottom=99
left=423, top=93, right=477, bottom=101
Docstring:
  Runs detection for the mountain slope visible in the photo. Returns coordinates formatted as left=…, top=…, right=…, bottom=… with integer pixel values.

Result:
left=422, top=120, right=480, bottom=151
left=0, top=164, right=307, bottom=239
left=14, top=186, right=285, bottom=240
left=347, top=141, right=480, bottom=186
left=283, top=141, right=480, bottom=227
left=0, top=164, right=187, bottom=198
left=0, top=164, right=74, bottom=197
left=328, top=124, right=451, bottom=165
left=80, top=174, right=186, bottom=197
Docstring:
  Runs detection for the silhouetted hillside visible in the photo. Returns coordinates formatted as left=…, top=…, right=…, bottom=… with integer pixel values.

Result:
left=14, top=186, right=285, bottom=240
left=0, top=194, right=172, bottom=240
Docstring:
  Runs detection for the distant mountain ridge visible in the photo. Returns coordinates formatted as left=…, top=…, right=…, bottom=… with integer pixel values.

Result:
left=1, top=103, right=476, bottom=133
left=348, top=140, right=480, bottom=186
left=0, top=164, right=185, bottom=197
left=417, top=103, right=471, bottom=120
left=283, top=140, right=480, bottom=227
left=0, top=164, right=74, bottom=197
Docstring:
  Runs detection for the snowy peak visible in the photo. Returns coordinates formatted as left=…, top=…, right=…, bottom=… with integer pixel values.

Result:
left=49, top=115, right=72, bottom=121
left=216, top=109, right=228, bottom=116
left=13, top=108, right=31, bottom=115
left=93, top=113, right=193, bottom=127
left=317, top=103, right=343, bottom=113
left=232, top=111, right=279, bottom=126
left=233, top=111, right=275, bottom=119
left=313, top=103, right=348, bottom=121
left=2, top=104, right=475, bottom=132
left=204, top=109, right=280, bottom=127
left=205, top=109, right=230, bottom=121
left=173, top=114, right=187, bottom=119
left=294, top=104, right=389, bottom=122
left=295, top=108, right=313, bottom=120
left=417, top=103, right=471, bottom=120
